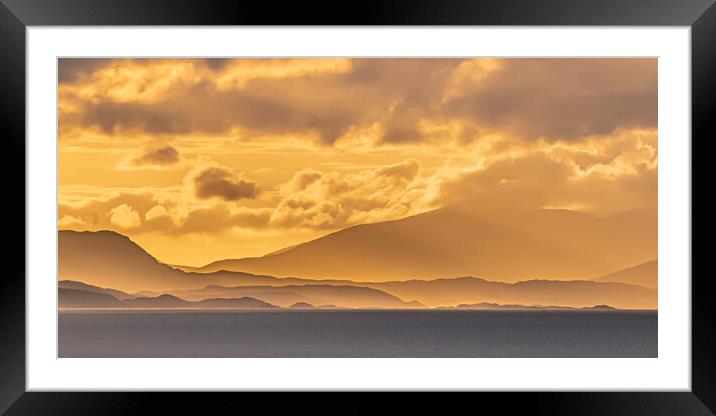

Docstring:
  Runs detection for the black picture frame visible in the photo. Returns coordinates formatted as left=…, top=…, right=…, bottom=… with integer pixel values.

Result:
left=0, top=0, right=712, bottom=414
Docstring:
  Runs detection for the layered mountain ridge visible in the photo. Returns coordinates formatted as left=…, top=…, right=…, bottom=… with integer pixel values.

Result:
left=193, top=206, right=657, bottom=282
left=58, top=206, right=657, bottom=309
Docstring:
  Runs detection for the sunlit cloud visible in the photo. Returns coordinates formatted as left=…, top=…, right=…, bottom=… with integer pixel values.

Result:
left=58, top=58, right=657, bottom=265
left=108, top=203, right=142, bottom=229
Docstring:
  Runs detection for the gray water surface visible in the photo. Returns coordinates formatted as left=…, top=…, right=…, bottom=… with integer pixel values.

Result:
left=58, top=309, right=657, bottom=358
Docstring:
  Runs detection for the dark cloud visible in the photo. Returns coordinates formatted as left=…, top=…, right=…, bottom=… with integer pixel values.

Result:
left=63, top=58, right=656, bottom=143
left=350, top=59, right=459, bottom=144
left=134, top=145, right=180, bottom=166
left=58, top=58, right=113, bottom=83
left=65, top=59, right=463, bottom=143
left=382, top=127, right=422, bottom=143
left=193, top=167, right=259, bottom=201
left=444, top=59, right=657, bottom=140
left=76, top=84, right=345, bottom=139
left=80, top=101, right=194, bottom=134
left=203, top=58, right=231, bottom=71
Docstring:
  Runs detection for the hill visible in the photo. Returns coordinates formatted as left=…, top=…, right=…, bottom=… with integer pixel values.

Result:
left=164, top=284, right=423, bottom=308
left=154, top=277, right=653, bottom=309
left=59, top=230, right=306, bottom=292
left=192, top=297, right=278, bottom=309
left=123, top=294, right=191, bottom=308
left=196, top=206, right=657, bottom=282
left=592, top=259, right=657, bottom=289
left=59, top=280, right=136, bottom=300
left=366, top=277, right=655, bottom=309
left=451, top=302, right=618, bottom=311
left=58, top=288, right=124, bottom=308
left=58, top=220, right=657, bottom=309
left=58, top=286, right=279, bottom=309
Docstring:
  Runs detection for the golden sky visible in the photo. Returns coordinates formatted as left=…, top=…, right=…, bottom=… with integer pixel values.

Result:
left=58, top=58, right=658, bottom=267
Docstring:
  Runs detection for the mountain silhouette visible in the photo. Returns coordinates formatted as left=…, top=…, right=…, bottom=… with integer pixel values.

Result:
left=366, top=277, right=655, bottom=309
left=592, top=259, right=657, bottom=288
left=58, top=221, right=657, bottom=309
left=123, top=294, right=190, bottom=308
left=59, top=275, right=654, bottom=309
left=587, top=305, right=618, bottom=310
left=59, top=288, right=124, bottom=308
left=152, top=277, right=653, bottom=309
left=59, top=285, right=279, bottom=309
left=60, top=230, right=208, bottom=292
left=193, top=297, right=278, bottom=309
left=195, top=206, right=657, bottom=282
left=162, top=284, right=422, bottom=308
left=451, top=302, right=619, bottom=310
left=59, top=280, right=136, bottom=300
left=60, top=230, right=304, bottom=292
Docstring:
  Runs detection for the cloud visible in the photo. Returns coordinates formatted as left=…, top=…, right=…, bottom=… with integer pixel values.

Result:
left=376, top=158, right=420, bottom=180
left=433, top=129, right=658, bottom=215
left=145, top=205, right=170, bottom=221
left=231, top=207, right=273, bottom=229
left=59, top=58, right=464, bottom=144
left=442, top=58, right=657, bottom=141
left=135, top=145, right=180, bottom=165
left=269, top=159, right=432, bottom=229
left=56, top=58, right=658, bottom=267
left=60, top=191, right=167, bottom=229
left=213, top=58, right=353, bottom=91
left=58, top=188, right=265, bottom=235
left=58, top=215, right=86, bottom=229
left=108, top=204, right=142, bottom=229
left=171, top=204, right=234, bottom=234
left=191, top=166, right=259, bottom=201
left=60, top=58, right=656, bottom=149
left=58, top=125, right=656, bottom=240
left=58, top=189, right=212, bottom=235
left=115, top=145, right=183, bottom=170
left=203, top=58, right=231, bottom=72
left=280, top=168, right=323, bottom=194
left=58, top=58, right=113, bottom=83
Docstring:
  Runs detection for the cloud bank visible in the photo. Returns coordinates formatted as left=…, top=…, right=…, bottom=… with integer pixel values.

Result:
left=57, top=58, right=657, bottom=264
left=59, top=58, right=657, bottom=145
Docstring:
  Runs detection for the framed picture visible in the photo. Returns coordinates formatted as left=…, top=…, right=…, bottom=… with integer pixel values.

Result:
left=2, top=0, right=712, bottom=413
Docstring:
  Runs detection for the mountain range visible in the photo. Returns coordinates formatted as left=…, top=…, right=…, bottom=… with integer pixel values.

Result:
left=447, top=302, right=617, bottom=311
left=58, top=286, right=279, bottom=309
left=58, top=206, right=657, bottom=309
left=190, top=206, right=656, bottom=282
left=592, top=259, right=657, bottom=289
left=58, top=283, right=625, bottom=311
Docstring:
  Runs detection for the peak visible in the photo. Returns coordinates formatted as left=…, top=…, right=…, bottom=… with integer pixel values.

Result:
left=587, top=304, right=617, bottom=310
left=59, top=229, right=134, bottom=243
left=60, top=229, right=127, bottom=237
left=156, top=294, right=181, bottom=300
left=203, top=284, right=229, bottom=290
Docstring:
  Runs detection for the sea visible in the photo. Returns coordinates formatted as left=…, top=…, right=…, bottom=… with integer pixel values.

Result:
left=58, top=309, right=657, bottom=358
